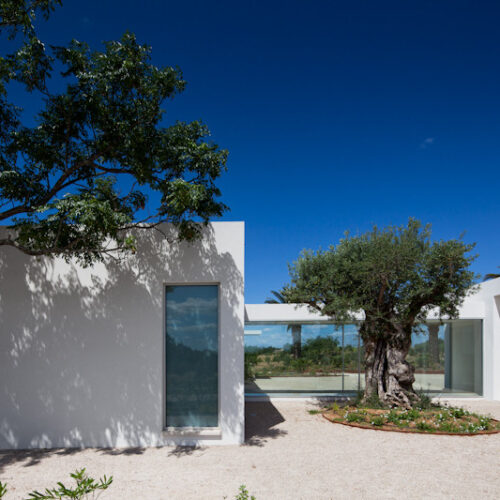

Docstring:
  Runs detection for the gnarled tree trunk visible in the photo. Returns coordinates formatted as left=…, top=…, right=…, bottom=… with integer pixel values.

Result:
left=362, top=323, right=418, bottom=408
left=427, top=323, right=440, bottom=366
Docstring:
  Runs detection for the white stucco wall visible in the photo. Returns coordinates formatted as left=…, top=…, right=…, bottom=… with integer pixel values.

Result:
left=474, top=277, right=500, bottom=400
left=0, top=222, right=245, bottom=449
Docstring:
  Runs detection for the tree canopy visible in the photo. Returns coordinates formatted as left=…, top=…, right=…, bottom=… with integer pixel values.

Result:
left=283, top=219, right=478, bottom=406
left=483, top=267, right=500, bottom=281
left=284, top=219, right=477, bottom=327
left=0, top=0, right=228, bottom=264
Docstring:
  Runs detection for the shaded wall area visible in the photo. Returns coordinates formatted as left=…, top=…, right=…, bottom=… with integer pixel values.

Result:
left=0, top=222, right=244, bottom=449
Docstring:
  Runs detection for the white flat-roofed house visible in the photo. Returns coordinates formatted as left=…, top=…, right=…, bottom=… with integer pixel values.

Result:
left=0, top=221, right=499, bottom=449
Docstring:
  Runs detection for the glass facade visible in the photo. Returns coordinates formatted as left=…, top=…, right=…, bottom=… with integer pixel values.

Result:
left=244, top=320, right=482, bottom=396
left=165, top=285, right=219, bottom=427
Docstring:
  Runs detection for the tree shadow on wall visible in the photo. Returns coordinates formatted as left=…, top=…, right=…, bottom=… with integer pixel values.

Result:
left=0, top=224, right=244, bottom=453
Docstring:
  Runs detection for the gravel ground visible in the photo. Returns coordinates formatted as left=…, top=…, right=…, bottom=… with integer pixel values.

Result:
left=1, top=399, right=499, bottom=500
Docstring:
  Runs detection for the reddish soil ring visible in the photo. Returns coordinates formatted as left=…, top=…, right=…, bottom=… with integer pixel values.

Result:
left=322, top=412, right=500, bottom=436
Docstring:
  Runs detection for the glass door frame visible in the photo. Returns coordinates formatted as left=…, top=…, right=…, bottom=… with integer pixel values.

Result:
left=162, top=282, right=222, bottom=435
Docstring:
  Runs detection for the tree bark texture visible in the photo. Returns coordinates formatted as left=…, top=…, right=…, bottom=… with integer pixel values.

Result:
left=362, top=323, right=417, bottom=408
left=427, top=324, right=440, bottom=367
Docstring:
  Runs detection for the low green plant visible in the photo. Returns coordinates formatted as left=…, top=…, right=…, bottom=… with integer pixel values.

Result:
left=235, top=485, right=256, bottom=500
left=386, top=409, right=402, bottom=424
left=352, top=391, right=364, bottom=406
left=458, top=422, right=479, bottom=434
left=438, top=420, right=459, bottom=433
left=330, top=402, right=340, bottom=412
left=0, top=482, right=7, bottom=499
left=450, top=407, right=468, bottom=419
left=345, top=410, right=366, bottom=423
left=358, top=393, right=387, bottom=409
left=401, top=408, right=421, bottom=421
left=25, top=469, right=112, bottom=500
left=308, top=409, right=321, bottom=415
left=370, top=416, right=384, bottom=427
left=436, top=410, right=451, bottom=422
left=416, top=420, right=435, bottom=432
left=244, top=357, right=257, bottom=380
left=415, top=391, right=433, bottom=410
left=477, top=416, right=492, bottom=430
left=331, top=401, right=498, bottom=435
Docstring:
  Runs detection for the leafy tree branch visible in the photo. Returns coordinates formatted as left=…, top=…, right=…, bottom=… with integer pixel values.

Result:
left=0, top=1, right=228, bottom=264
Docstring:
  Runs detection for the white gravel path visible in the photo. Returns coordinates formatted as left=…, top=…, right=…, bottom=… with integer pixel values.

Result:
left=1, top=399, right=499, bottom=500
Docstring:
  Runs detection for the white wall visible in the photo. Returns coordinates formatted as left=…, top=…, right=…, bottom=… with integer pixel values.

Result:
left=0, top=222, right=245, bottom=449
left=474, top=277, right=500, bottom=400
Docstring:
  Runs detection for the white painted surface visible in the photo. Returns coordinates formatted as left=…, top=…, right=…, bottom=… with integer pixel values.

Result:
left=474, top=277, right=500, bottom=400
left=245, top=296, right=485, bottom=323
left=0, top=222, right=245, bottom=449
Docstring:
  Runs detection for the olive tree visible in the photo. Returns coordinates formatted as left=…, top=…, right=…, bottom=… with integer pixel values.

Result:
left=483, top=268, right=500, bottom=281
left=0, top=1, right=227, bottom=264
left=283, top=219, right=478, bottom=407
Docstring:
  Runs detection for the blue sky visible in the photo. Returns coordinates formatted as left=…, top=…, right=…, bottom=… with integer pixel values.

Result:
left=5, top=1, right=500, bottom=302
left=244, top=323, right=444, bottom=348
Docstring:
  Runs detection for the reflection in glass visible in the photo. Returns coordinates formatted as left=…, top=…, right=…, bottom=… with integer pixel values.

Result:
left=165, top=285, right=218, bottom=427
left=411, top=321, right=482, bottom=395
left=244, top=320, right=482, bottom=396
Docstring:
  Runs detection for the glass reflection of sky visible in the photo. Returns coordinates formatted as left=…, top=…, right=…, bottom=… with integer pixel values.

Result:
left=166, top=285, right=218, bottom=352
left=245, top=323, right=447, bottom=349
left=244, top=323, right=361, bottom=349
left=165, top=285, right=218, bottom=427
left=411, top=324, right=446, bottom=346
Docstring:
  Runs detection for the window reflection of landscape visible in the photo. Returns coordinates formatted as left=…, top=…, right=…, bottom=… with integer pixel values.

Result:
left=165, top=285, right=219, bottom=427
left=244, top=320, right=482, bottom=396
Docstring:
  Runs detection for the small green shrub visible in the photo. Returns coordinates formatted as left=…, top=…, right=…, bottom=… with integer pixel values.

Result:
left=416, top=421, right=435, bottom=432
left=0, top=482, right=7, bottom=499
left=361, top=393, right=387, bottom=409
left=345, top=411, right=366, bottom=423
left=458, top=422, right=478, bottom=434
left=405, top=408, right=421, bottom=421
left=244, top=358, right=255, bottom=381
left=308, top=409, right=321, bottom=415
left=438, top=420, right=459, bottom=433
left=436, top=410, right=451, bottom=422
left=352, top=391, right=364, bottom=406
left=330, top=402, right=340, bottom=413
left=26, top=468, right=112, bottom=500
left=477, top=416, right=492, bottom=430
left=450, top=407, right=468, bottom=419
left=370, top=416, right=384, bottom=427
left=386, top=409, right=402, bottom=424
left=416, top=391, right=433, bottom=410
left=235, top=485, right=256, bottom=500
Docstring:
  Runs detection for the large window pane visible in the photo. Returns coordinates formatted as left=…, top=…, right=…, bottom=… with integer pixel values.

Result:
left=410, top=324, right=446, bottom=392
left=165, top=285, right=218, bottom=427
left=411, top=320, right=482, bottom=395
left=244, top=320, right=482, bottom=397
left=445, top=320, right=482, bottom=395
left=344, top=325, right=362, bottom=391
left=244, top=323, right=361, bottom=394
